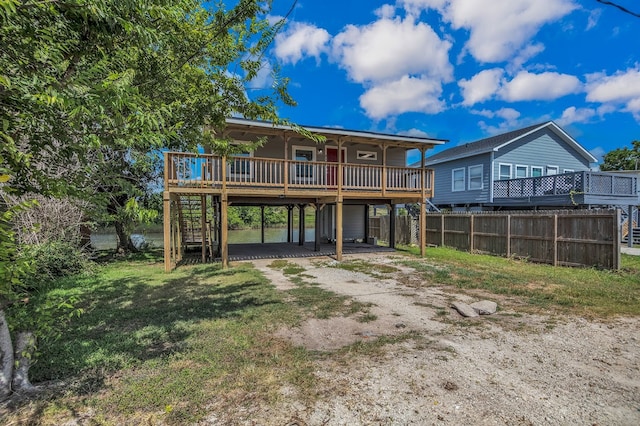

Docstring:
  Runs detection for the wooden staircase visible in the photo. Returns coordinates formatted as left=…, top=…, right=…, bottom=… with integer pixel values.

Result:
left=177, top=195, right=218, bottom=259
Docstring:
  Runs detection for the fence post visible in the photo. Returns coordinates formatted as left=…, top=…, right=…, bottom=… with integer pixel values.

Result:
left=506, top=215, right=511, bottom=257
left=469, top=214, right=474, bottom=252
left=614, top=208, right=621, bottom=270
left=441, top=214, right=445, bottom=247
left=553, top=214, right=558, bottom=266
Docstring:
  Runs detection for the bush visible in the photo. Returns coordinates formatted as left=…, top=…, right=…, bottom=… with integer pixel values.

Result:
left=22, top=241, right=88, bottom=281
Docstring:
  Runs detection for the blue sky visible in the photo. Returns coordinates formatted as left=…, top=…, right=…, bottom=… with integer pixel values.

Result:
left=248, top=0, right=639, bottom=166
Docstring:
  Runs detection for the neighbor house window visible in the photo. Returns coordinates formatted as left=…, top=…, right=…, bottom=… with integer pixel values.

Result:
left=468, top=165, right=483, bottom=190
left=229, top=152, right=253, bottom=179
left=546, top=165, right=559, bottom=175
left=515, top=165, right=527, bottom=178
left=499, top=163, right=512, bottom=180
left=293, top=146, right=316, bottom=180
left=531, top=166, right=543, bottom=177
left=357, top=150, right=377, bottom=161
left=452, top=168, right=465, bottom=192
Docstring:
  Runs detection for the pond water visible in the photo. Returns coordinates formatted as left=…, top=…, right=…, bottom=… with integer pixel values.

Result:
left=90, top=227, right=316, bottom=250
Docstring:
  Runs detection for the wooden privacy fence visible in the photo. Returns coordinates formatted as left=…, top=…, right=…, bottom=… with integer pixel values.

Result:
left=425, top=210, right=621, bottom=269
left=369, top=215, right=416, bottom=245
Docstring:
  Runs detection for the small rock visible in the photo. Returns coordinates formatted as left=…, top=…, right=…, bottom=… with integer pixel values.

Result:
left=395, top=323, right=407, bottom=328
left=471, top=300, right=497, bottom=315
left=452, top=302, right=479, bottom=317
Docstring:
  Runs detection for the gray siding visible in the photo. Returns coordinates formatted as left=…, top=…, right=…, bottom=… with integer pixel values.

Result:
left=430, top=153, right=492, bottom=206
left=493, top=130, right=591, bottom=180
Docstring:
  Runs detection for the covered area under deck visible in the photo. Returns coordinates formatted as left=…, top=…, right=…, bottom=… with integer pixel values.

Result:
left=163, top=119, right=446, bottom=271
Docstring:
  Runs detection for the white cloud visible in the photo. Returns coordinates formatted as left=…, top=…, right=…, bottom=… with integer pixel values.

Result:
left=586, top=68, right=640, bottom=103
left=586, top=8, right=601, bottom=31
left=458, top=68, right=503, bottom=105
left=400, top=128, right=432, bottom=137
left=556, top=106, right=596, bottom=126
left=375, top=4, right=397, bottom=18
left=399, top=0, right=577, bottom=63
left=508, top=42, right=545, bottom=72
left=586, top=68, right=640, bottom=120
left=249, top=61, right=273, bottom=89
left=499, top=71, right=582, bottom=101
left=359, top=75, right=445, bottom=119
left=589, top=146, right=606, bottom=164
left=331, top=16, right=453, bottom=83
left=471, top=107, right=520, bottom=120
left=274, top=22, right=330, bottom=65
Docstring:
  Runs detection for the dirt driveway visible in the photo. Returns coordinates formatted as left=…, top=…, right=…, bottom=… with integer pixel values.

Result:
left=247, top=252, right=640, bottom=425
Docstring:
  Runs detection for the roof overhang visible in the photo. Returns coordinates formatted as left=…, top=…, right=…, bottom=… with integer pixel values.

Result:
left=223, top=118, right=447, bottom=149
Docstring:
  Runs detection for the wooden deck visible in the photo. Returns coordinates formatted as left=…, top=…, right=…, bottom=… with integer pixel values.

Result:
left=492, top=171, right=639, bottom=207
left=165, top=152, right=434, bottom=200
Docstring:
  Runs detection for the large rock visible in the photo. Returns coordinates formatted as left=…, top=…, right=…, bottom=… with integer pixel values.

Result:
left=470, top=300, right=497, bottom=315
left=451, top=302, right=479, bottom=318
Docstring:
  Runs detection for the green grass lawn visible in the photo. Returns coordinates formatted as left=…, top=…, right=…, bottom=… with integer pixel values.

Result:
left=3, top=248, right=639, bottom=424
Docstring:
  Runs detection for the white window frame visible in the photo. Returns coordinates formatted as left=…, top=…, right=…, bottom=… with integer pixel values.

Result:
left=356, top=150, right=377, bottom=161
left=468, top=164, right=483, bottom=190
left=228, top=151, right=253, bottom=179
left=292, top=145, right=316, bottom=181
left=515, top=165, right=528, bottom=179
left=498, top=163, right=512, bottom=181
left=546, top=165, right=559, bottom=175
left=531, top=166, right=544, bottom=177
left=452, top=167, right=465, bottom=192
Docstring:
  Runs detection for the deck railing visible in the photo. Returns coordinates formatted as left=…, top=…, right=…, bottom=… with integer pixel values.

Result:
left=165, top=152, right=432, bottom=195
left=493, top=171, right=638, bottom=199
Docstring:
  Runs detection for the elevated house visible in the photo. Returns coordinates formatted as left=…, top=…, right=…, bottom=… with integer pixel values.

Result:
left=423, top=121, right=639, bottom=213
left=162, top=118, right=446, bottom=271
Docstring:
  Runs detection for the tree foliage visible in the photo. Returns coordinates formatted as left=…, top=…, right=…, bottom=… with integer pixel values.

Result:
left=0, top=0, right=299, bottom=398
left=600, top=140, right=640, bottom=171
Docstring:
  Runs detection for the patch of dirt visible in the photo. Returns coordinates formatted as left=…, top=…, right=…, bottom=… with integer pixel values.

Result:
left=245, top=253, right=640, bottom=425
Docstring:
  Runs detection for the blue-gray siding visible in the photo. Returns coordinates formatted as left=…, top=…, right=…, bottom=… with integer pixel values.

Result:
left=430, top=153, right=492, bottom=205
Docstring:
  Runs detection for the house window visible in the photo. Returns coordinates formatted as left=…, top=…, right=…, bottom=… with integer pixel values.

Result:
left=357, top=150, right=377, bottom=161
left=452, top=168, right=465, bottom=192
left=468, top=165, right=483, bottom=190
left=546, top=165, right=559, bottom=175
left=499, top=163, right=512, bottom=180
left=293, top=146, right=316, bottom=180
left=531, top=166, right=543, bottom=177
left=229, top=152, right=253, bottom=179
left=515, top=165, right=527, bottom=178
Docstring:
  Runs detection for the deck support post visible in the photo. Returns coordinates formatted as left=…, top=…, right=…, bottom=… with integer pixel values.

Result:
left=298, top=204, right=305, bottom=246
left=364, top=205, right=370, bottom=243
left=261, top=205, right=265, bottom=244
left=221, top=196, right=228, bottom=268
left=336, top=200, right=343, bottom=261
left=163, top=191, right=172, bottom=272
left=314, top=203, right=321, bottom=252
left=287, top=205, right=293, bottom=243
left=389, top=204, right=396, bottom=249
left=201, top=195, right=206, bottom=262
left=628, top=205, right=635, bottom=248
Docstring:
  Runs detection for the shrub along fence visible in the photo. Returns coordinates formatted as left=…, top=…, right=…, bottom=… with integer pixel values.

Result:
left=425, top=209, right=621, bottom=269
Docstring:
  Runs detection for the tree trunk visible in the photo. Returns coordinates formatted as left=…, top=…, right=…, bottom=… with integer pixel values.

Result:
left=114, top=220, right=135, bottom=253
left=12, top=331, right=36, bottom=393
left=0, top=310, right=14, bottom=400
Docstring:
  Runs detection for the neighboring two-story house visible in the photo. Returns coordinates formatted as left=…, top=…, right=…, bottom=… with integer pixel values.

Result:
left=423, top=121, right=638, bottom=211
left=162, top=118, right=446, bottom=270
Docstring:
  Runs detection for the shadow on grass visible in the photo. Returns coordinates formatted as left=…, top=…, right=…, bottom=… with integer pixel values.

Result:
left=28, top=261, right=280, bottom=395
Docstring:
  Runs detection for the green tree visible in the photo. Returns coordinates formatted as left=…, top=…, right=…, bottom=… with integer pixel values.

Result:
left=600, top=141, right=640, bottom=171
left=0, top=0, right=300, bottom=398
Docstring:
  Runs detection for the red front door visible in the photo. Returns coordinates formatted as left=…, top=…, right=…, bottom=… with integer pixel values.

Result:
left=326, top=147, right=345, bottom=187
